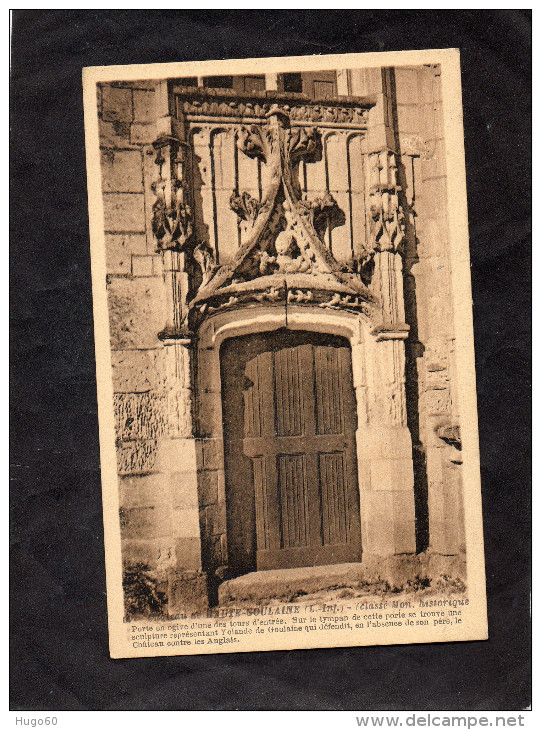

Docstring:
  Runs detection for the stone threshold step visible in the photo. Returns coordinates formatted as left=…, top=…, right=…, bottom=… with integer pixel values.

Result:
left=218, top=557, right=427, bottom=605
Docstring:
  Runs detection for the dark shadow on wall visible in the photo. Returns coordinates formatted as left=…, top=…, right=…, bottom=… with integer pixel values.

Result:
left=387, top=67, right=430, bottom=553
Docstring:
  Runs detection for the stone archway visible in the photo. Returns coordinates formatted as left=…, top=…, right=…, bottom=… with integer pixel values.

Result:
left=194, top=305, right=416, bottom=584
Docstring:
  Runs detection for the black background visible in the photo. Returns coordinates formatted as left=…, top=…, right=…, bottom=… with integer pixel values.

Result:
left=10, top=10, right=531, bottom=710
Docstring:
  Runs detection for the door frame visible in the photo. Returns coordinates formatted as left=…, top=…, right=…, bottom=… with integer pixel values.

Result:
left=195, top=303, right=416, bottom=576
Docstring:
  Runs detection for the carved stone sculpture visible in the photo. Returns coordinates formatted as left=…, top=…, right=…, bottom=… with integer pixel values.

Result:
left=152, top=138, right=193, bottom=252
left=152, top=179, right=193, bottom=251
left=190, top=105, right=372, bottom=318
left=359, top=151, right=406, bottom=268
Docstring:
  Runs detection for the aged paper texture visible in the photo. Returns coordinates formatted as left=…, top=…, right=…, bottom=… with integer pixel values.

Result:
left=83, top=48, right=488, bottom=658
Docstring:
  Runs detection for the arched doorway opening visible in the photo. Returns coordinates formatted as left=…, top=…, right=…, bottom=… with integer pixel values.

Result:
left=220, top=329, right=361, bottom=577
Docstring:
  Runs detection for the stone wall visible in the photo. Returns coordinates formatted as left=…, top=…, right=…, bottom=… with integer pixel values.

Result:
left=396, top=65, right=464, bottom=558
left=100, top=80, right=210, bottom=615
left=99, top=81, right=173, bottom=593
left=350, top=65, right=465, bottom=559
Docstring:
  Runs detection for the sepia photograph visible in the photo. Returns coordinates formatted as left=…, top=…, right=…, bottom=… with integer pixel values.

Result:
left=84, top=48, right=487, bottom=658
left=11, top=8, right=531, bottom=713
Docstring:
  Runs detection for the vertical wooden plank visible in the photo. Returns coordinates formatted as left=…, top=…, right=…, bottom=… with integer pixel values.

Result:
left=274, top=347, right=304, bottom=436
left=253, top=457, right=270, bottom=550
left=320, top=453, right=349, bottom=544
left=278, top=454, right=309, bottom=548
left=338, top=345, right=362, bottom=545
left=298, top=345, right=323, bottom=548
left=314, top=345, right=344, bottom=435
left=254, top=349, right=281, bottom=554
left=244, top=357, right=263, bottom=438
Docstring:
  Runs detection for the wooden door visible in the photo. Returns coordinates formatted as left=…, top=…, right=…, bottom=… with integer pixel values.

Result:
left=221, top=330, right=361, bottom=575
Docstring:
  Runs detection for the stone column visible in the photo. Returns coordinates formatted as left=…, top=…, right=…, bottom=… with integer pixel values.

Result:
left=150, top=90, right=208, bottom=612
left=354, top=79, right=417, bottom=560
left=158, top=336, right=208, bottom=614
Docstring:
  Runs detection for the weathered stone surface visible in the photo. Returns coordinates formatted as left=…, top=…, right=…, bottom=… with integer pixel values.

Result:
left=218, top=558, right=428, bottom=605
left=99, top=119, right=135, bottom=149
left=424, top=552, right=466, bottom=588
left=169, top=471, right=199, bottom=509
left=106, top=233, right=147, bottom=275
left=107, top=277, right=165, bottom=350
left=130, top=123, right=156, bottom=145
left=133, top=90, right=155, bottom=123
left=197, top=390, right=222, bottom=437
left=122, top=537, right=166, bottom=568
left=369, top=457, right=415, bottom=492
left=132, top=254, right=159, bottom=277
left=118, top=473, right=168, bottom=508
left=172, top=506, right=201, bottom=539
left=394, top=67, right=421, bottom=105
left=101, top=149, right=144, bottom=193
left=174, top=537, right=203, bottom=571
left=200, top=502, right=227, bottom=537
left=415, top=217, right=447, bottom=259
left=420, top=139, right=447, bottom=181
left=420, top=99, right=444, bottom=140
left=197, top=469, right=219, bottom=506
left=102, top=85, right=133, bottom=123
left=116, top=439, right=158, bottom=475
left=169, top=571, right=209, bottom=615
left=199, top=438, right=224, bottom=470
left=362, top=492, right=394, bottom=556
left=156, top=438, right=201, bottom=474
left=114, top=392, right=167, bottom=440
left=202, top=533, right=226, bottom=567
left=120, top=505, right=171, bottom=540
left=396, top=104, right=420, bottom=135
left=416, top=177, right=448, bottom=220
left=421, top=387, right=452, bottom=416
left=111, top=349, right=165, bottom=392
left=103, top=193, right=146, bottom=233
left=356, top=426, right=413, bottom=460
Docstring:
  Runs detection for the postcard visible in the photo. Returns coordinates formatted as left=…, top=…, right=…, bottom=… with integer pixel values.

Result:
left=83, top=48, right=487, bottom=658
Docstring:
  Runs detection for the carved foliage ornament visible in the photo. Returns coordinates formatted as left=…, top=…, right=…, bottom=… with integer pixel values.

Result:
left=190, top=104, right=372, bottom=314
left=229, top=191, right=264, bottom=227
left=178, top=95, right=369, bottom=126
left=363, top=151, right=405, bottom=263
left=152, top=138, right=194, bottom=252
left=186, top=105, right=379, bottom=325
left=151, top=179, right=193, bottom=251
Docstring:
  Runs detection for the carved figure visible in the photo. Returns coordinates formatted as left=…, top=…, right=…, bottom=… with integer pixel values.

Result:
left=193, top=243, right=217, bottom=288
left=152, top=180, right=193, bottom=251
